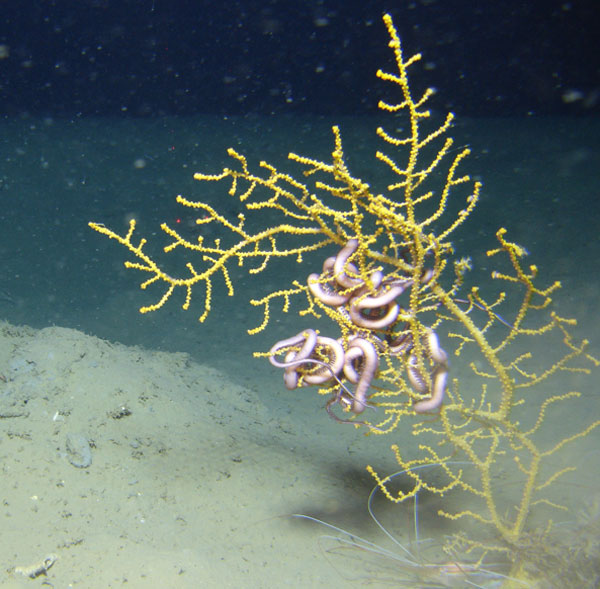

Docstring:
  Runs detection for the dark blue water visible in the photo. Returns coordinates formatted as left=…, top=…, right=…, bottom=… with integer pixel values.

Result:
left=1, top=1, right=598, bottom=118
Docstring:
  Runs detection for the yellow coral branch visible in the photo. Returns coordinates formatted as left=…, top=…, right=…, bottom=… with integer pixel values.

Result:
left=89, top=14, right=598, bottom=569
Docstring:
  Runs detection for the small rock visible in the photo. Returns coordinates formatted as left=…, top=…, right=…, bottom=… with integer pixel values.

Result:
left=65, top=433, right=92, bottom=468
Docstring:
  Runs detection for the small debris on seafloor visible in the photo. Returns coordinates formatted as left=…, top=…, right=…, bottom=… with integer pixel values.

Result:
left=108, top=404, right=132, bottom=419
left=13, top=553, right=58, bottom=578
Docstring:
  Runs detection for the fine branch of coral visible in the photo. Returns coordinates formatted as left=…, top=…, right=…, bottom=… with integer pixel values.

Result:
left=90, top=13, right=598, bottom=585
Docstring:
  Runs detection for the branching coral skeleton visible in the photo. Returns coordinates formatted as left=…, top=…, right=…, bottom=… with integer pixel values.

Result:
left=89, top=13, right=599, bottom=586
